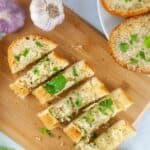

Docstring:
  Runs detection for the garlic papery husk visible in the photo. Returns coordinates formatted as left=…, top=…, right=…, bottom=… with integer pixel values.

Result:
left=30, top=0, right=65, bottom=31
left=0, top=0, right=25, bottom=33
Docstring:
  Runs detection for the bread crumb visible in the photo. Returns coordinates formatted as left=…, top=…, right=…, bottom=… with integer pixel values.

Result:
left=35, top=136, right=41, bottom=141
left=60, top=142, right=64, bottom=146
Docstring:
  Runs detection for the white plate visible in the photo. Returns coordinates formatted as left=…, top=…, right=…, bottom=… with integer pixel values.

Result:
left=97, top=0, right=124, bottom=39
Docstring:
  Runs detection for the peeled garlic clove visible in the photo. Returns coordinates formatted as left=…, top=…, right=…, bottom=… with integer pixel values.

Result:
left=30, top=0, right=65, bottom=31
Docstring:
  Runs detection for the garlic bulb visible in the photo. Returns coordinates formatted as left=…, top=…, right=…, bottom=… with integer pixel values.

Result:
left=0, top=0, right=25, bottom=33
left=30, top=0, right=65, bottom=31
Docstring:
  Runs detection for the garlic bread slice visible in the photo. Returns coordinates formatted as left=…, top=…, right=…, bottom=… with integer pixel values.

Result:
left=33, top=61, right=94, bottom=104
left=64, top=88, right=133, bottom=143
left=8, top=35, right=57, bottom=73
left=10, top=52, right=69, bottom=99
left=76, top=120, right=136, bottom=150
left=109, top=14, right=150, bottom=73
left=38, top=77, right=109, bottom=130
left=101, top=0, right=150, bottom=17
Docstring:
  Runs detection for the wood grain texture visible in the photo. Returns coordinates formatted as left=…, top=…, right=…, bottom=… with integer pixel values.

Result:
left=0, top=0, right=150, bottom=149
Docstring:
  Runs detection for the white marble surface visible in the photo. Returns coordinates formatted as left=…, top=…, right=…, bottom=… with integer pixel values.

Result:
left=0, top=0, right=150, bottom=149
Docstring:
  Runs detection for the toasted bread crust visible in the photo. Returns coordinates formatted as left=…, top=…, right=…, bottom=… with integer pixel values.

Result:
left=109, top=14, right=150, bottom=74
left=8, top=34, right=57, bottom=74
left=100, top=0, right=150, bottom=17
left=64, top=123, right=82, bottom=143
left=9, top=82, right=30, bottom=99
left=32, top=86, right=53, bottom=104
left=38, top=110, right=59, bottom=130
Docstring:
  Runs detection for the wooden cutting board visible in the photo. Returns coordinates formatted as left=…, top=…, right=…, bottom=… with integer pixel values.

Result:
left=0, top=0, right=150, bottom=149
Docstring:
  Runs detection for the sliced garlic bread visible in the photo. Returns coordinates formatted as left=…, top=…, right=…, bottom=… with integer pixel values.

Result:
left=101, top=0, right=150, bottom=17
left=38, top=77, right=109, bottom=130
left=10, top=52, right=69, bottom=99
left=76, top=120, right=136, bottom=150
left=109, top=14, right=150, bottom=73
left=8, top=35, right=57, bottom=73
left=64, top=88, right=133, bottom=143
left=33, top=61, right=94, bottom=104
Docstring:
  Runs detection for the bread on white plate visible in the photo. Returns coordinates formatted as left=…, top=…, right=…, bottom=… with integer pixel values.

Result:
left=76, top=120, right=136, bottom=150
left=64, top=88, right=133, bottom=143
left=8, top=35, right=57, bottom=74
left=101, top=0, right=150, bottom=17
left=32, top=60, right=95, bottom=104
left=10, top=52, right=69, bottom=99
left=38, top=77, right=109, bottom=130
left=109, top=14, right=150, bottom=74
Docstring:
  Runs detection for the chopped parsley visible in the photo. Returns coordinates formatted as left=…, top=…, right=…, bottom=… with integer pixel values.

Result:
left=14, top=48, right=30, bottom=61
left=53, top=67, right=59, bottom=72
left=15, top=55, right=20, bottom=61
left=0, top=146, right=14, bottom=150
left=74, top=98, right=82, bottom=107
left=144, top=36, right=150, bottom=48
left=35, top=41, right=44, bottom=48
left=129, top=58, right=138, bottom=64
left=38, top=128, right=53, bottom=136
left=33, top=68, right=39, bottom=75
left=125, top=0, right=131, bottom=2
left=84, top=112, right=95, bottom=124
left=98, top=98, right=113, bottom=115
left=119, top=43, right=129, bottom=52
left=23, top=48, right=30, bottom=57
left=139, top=51, right=145, bottom=60
left=130, top=34, right=138, bottom=44
left=44, top=74, right=67, bottom=94
left=42, top=57, right=50, bottom=62
left=138, top=51, right=150, bottom=62
left=72, top=66, right=78, bottom=76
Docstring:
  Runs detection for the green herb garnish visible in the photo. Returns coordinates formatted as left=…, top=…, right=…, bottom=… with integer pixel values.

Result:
left=33, top=68, right=39, bottom=75
left=44, top=74, right=67, bottom=94
left=74, top=99, right=82, bottom=107
left=0, top=146, right=14, bottom=150
left=130, top=34, right=138, bottom=44
left=139, top=51, right=145, bottom=60
left=35, top=41, right=44, bottom=48
left=98, top=98, right=113, bottom=115
left=23, top=48, right=30, bottom=57
left=38, top=128, right=53, bottom=136
left=15, top=55, right=20, bottom=61
left=84, top=112, right=95, bottom=124
left=53, top=67, right=59, bottom=72
left=125, top=0, right=131, bottom=2
left=144, top=36, right=150, bottom=48
left=72, top=66, right=78, bottom=76
left=129, top=58, right=138, bottom=64
left=138, top=51, right=150, bottom=62
left=14, top=48, right=30, bottom=61
left=119, top=43, right=129, bottom=52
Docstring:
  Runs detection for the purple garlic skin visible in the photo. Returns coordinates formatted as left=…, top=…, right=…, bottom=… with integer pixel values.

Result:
left=0, top=0, right=25, bottom=33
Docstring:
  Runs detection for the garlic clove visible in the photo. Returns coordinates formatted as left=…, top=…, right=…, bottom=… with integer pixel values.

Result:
left=30, top=0, right=65, bottom=31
